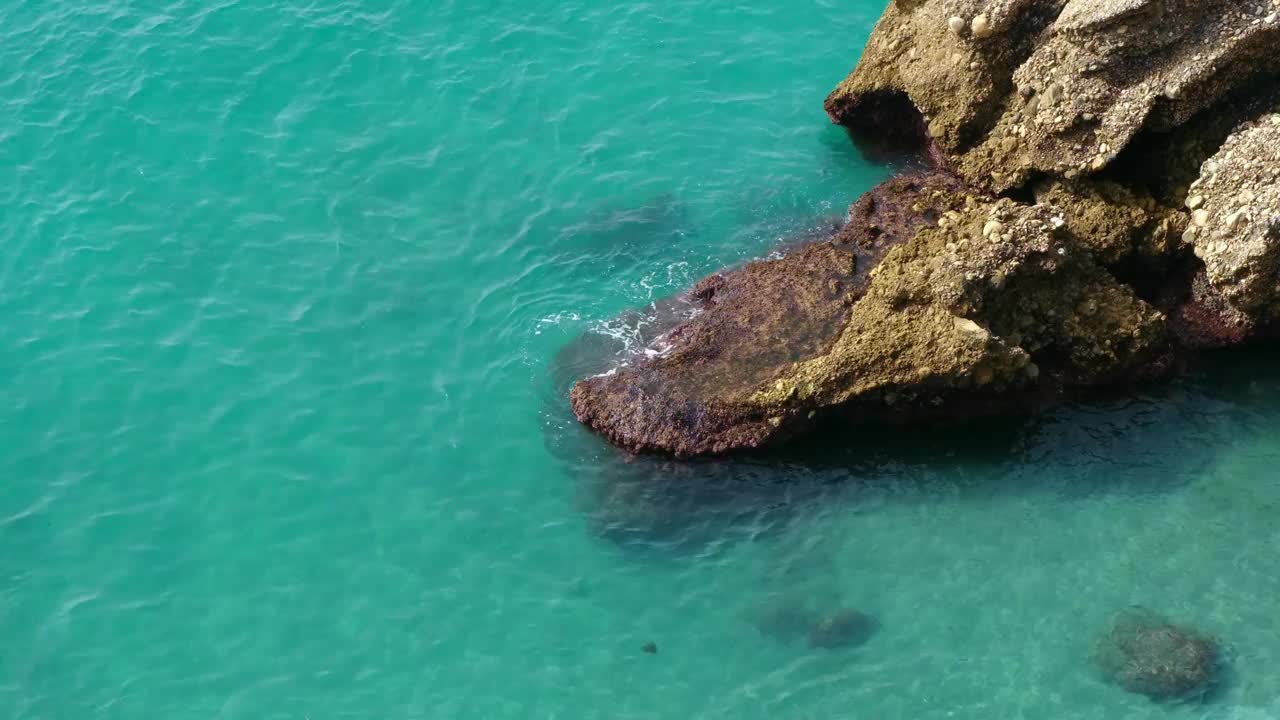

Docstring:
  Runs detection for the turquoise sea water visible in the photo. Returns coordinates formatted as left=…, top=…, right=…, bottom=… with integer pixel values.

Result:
left=4, top=1, right=1280, bottom=718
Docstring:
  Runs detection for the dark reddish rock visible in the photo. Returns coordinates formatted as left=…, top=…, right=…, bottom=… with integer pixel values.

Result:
left=571, top=174, right=1169, bottom=456
left=570, top=240, right=859, bottom=456
left=1169, top=272, right=1254, bottom=349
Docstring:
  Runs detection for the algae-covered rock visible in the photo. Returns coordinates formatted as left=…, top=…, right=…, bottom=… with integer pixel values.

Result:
left=1093, top=607, right=1219, bottom=700
left=569, top=240, right=858, bottom=455
left=571, top=173, right=964, bottom=455
left=571, top=174, right=1170, bottom=455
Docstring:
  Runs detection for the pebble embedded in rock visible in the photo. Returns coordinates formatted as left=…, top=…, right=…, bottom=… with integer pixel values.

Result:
left=971, top=14, right=991, bottom=38
left=1045, top=82, right=1065, bottom=106
left=947, top=15, right=966, bottom=35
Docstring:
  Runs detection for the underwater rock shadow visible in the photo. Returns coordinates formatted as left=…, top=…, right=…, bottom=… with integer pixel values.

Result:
left=542, top=410, right=850, bottom=557
left=544, top=349, right=1280, bottom=557
left=545, top=192, right=697, bottom=276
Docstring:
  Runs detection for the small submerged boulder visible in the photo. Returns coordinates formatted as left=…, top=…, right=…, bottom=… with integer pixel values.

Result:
left=748, top=597, right=878, bottom=650
left=1093, top=607, right=1220, bottom=701
left=808, top=608, right=877, bottom=650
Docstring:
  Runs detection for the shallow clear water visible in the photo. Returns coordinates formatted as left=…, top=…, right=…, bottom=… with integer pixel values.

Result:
left=3, top=1, right=1280, bottom=718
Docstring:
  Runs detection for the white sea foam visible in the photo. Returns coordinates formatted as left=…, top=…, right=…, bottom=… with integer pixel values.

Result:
left=533, top=311, right=581, bottom=335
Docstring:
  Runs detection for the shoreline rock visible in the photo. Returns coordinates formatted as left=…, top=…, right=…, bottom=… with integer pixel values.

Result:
left=570, top=0, right=1280, bottom=456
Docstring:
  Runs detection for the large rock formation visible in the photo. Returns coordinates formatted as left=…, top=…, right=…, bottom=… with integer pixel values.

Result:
left=826, top=0, right=1280, bottom=191
left=569, top=0, right=1280, bottom=456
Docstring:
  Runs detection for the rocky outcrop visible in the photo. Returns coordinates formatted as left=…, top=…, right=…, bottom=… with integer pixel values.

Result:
left=569, top=174, right=965, bottom=455
left=568, top=0, right=1280, bottom=456
left=571, top=174, right=1169, bottom=455
left=570, top=240, right=858, bottom=455
left=1188, top=115, right=1280, bottom=322
left=827, top=0, right=1280, bottom=192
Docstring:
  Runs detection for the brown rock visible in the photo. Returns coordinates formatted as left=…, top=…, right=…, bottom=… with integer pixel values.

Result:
left=566, top=0, right=1280, bottom=457
left=1190, top=114, right=1280, bottom=322
left=571, top=175, right=1170, bottom=455
left=826, top=0, right=1280, bottom=193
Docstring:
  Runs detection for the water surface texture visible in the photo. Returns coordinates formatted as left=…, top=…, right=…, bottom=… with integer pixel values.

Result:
left=3, top=1, right=1280, bottom=718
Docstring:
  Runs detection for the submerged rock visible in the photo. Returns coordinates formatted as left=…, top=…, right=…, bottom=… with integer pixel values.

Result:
left=808, top=608, right=877, bottom=650
left=568, top=0, right=1280, bottom=456
left=1093, top=607, right=1219, bottom=700
left=747, top=596, right=877, bottom=650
